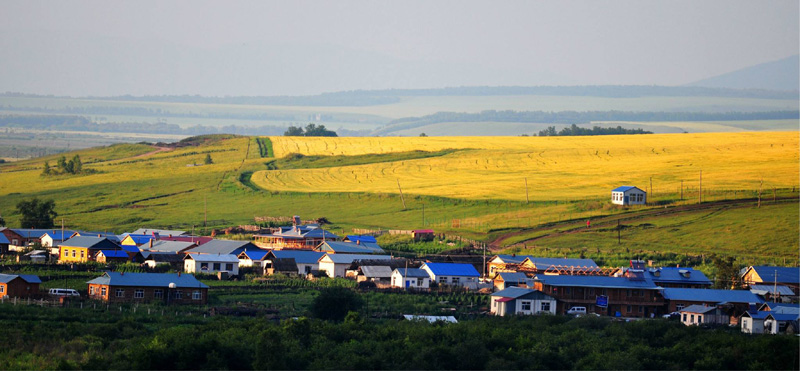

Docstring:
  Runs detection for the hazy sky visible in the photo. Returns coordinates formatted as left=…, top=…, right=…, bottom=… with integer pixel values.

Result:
left=0, top=0, right=797, bottom=96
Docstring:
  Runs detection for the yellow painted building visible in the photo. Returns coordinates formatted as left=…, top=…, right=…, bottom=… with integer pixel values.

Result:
left=58, top=236, right=123, bottom=263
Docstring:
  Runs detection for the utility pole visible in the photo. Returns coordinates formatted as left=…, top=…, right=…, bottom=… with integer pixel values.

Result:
left=482, top=243, right=487, bottom=278
left=680, top=180, right=684, bottom=200
left=698, top=170, right=702, bottom=204
left=421, top=204, right=425, bottom=227
left=758, top=179, right=763, bottom=208
left=524, top=178, right=529, bottom=204
left=397, top=179, right=406, bottom=210
left=650, top=177, right=653, bottom=203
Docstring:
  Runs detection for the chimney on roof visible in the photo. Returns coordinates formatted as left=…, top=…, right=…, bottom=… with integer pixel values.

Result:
left=293, top=215, right=301, bottom=227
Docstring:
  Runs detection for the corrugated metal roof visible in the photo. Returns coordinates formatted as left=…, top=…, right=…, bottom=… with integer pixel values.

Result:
left=322, top=254, right=392, bottom=264
left=360, top=265, right=393, bottom=278
left=240, top=250, right=269, bottom=261
left=86, top=272, right=209, bottom=288
left=121, top=245, right=139, bottom=253
left=680, top=304, right=719, bottom=314
left=186, top=254, right=239, bottom=263
left=422, top=263, right=480, bottom=277
left=60, top=236, right=120, bottom=250
left=0, top=233, right=9, bottom=244
left=749, top=266, right=800, bottom=284
left=318, top=241, right=384, bottom=254
left=648, top=267, right=712, bottom=285
left=766, top=312, right=800, bottom=321
left=497, top=272, right=530, bottom=283
left=491, top=255, right=534, bottom=264
left=749, top=284, right=795, bottom=296
left=98, top=250, right=129, bottom=258
left=269, top=250, right=325, bottom=264
left=146, top=254, right=184, bottom=263
left=537, top=275, right=659, bottom=289
left=10, top=229, right=54, bottom=238
left=393, top=268, right=429, bottom=278
left=41, top=230, right=78, bottom=240
left=142, top=240, right=196, bottom=253
left=185, top=240, right=255, bottom=255
left=661, top=288, right=764, bottom=304
left=523, top=257, right=599, bottom=269
left=612, top=186, right=644, bottom=193
left=346, top=235, right=377, bottom=244
left=0, top=273, right=41, bottom=284
left=743, top=311, right=771, bottom=320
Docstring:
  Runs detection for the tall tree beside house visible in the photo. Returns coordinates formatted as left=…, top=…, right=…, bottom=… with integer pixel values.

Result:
left=204, top=154, right=213, bottom=164
left=16, top=198, right=57, bottom=229
left=712, top=254, right=743, bottom=289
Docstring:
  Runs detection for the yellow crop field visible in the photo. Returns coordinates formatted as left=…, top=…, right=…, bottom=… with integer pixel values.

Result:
left=257, top=132, right=799, bottom=201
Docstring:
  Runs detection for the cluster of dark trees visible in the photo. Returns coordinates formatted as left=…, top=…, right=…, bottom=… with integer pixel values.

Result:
left=537, top=124, right=652, bottom=136
left=284, top=123, right=338, bottom=137
left=14, top=198, right=57, bottom=229
left=376, top=109, right=800, bottom=135
left=42, top=155, right=83, bottom=176
left=0, top=302, right=796, bottom=370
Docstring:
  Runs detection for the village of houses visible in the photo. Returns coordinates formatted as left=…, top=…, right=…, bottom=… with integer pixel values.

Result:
left=0, top=189, right=797, bottom=335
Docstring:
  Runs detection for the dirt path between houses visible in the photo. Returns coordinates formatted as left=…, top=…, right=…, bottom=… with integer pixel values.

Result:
left=487, top=196, right=799, bottom=251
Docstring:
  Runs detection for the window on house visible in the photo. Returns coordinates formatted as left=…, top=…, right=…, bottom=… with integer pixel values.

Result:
left=697, top=315, right=703, bottom=323
left=115, top=289, right=124, bottom=298
left=200, top=263, right=208, bottom=271
left=304, top=266, right=311, bottom=274
left=682, top=313, right=686, bottom=322
left=676, top=303, right=685, bottom=311
left=213, top=263, right=221, bottom=271
left=89, top=286, right=94, bottom=295
left=226, top=263, right=233, bottom=271
left=101, top=287, right=107, bottom=296
left=174, top=290, right=183, bottom=299
left=72, top=250, right=76, bottom=258
left=0, top=285, right=4, bottom=293
left=588, top=288, right=594, bottom=295
left=564, top=287, right=571, bottom=294
left=541, top=302, right=551, bottom=312
left=638, top=306, right=643, bottom=313
left=154, top=289, right=163, bottom=299
left=193, top=291, right=202, bottom=300
left=438, top=276, right=447, bottom=284
left=63, top=250, right=68, bottom=257
left=521, top=301, right=532, bottom=311
left=80, top=250, right=85, bottom=259
left=690, top=314, right=695, bottom=323
left=626, top=305, right=632, bottom=313
left=452, top=277, right=460, bottom=284
left=134, top=289, right=144, bottom=299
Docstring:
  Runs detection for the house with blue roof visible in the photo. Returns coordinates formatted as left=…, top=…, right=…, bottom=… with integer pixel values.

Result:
left=2, top=229, right=55, bottom=251
left=40, top=230, right=78, bottom=248
left=535, top=274, right=664, bottom=317
left=120, top=234, right=156, bottom=247
left=662, top=288, right=763, bottom=324
left=742, top=266, right=800, bottom=296
left=87, top=271, right=208, bottom=304
left=263, top=250, right=326, bottom=275
left=391, top=268, right=431, bottom=290
left=0, top=231, right=10, bottom=254
left=0, top=273, right=41, bottom=299
left=238, top=250, right=269, bottom=268
left=611, top=186, right=646, bottom=205
left=741, top=310, right=771, bottom=334
left=315, top=241, right=385, bottom=255
left=763, top=312, right=800, bottom=334
left=645, top=267, right=712, bottom=288
left=490, top=287, right=556, bottom=316
left=96, top=250, right=130, bottom=263
left=420, top=262, right=480, bottom=287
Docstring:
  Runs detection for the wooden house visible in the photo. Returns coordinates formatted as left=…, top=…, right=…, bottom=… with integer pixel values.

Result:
left=391, top=268, right=431, bottom=290
left=318, top=254, right=392, bottom=278
left=611, top=186, right=646, bottom=205
left=87, top=272, right=208, bottom=304
left=184, top=254, right=239, bottom=276
left=253, top=222, right=339, bottom=250
left=494, top=272, right=533, bottom=290
left=263, top=250, right=325, bottom=276
left=741, top=266, right=800, bottom=297
left=490, top=287, right=557, bottom=316
left=661, top=288, right=763, bottom=325
left=2, top=229, right=53, bottom=251
left=58, top=236, right=123, bottom=263
left=356, top=265, right=393, bottom=287
left=0, top=273, right=41, bottom=299
left=0, top=232, right=10, bottom=255
left=420, top=262, right=480, bottom=287
left=679, top=305, right=729, bottom=326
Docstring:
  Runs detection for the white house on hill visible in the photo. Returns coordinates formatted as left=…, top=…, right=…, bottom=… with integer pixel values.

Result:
left=612, top=186, right=646, bottom=205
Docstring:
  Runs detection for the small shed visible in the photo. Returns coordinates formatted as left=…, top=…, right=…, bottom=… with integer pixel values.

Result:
left=0, top=274, right=41, bottom=299
left=490, top=287, right=557, bottom=316
left=611, top=186, right=646, bottom=205
left=680, top=305, right=730, bottom=326
left=740, top=311, right=770, bottom=334
left=357, top=266, right=393, bottom=287
left=412, top=229, right=435, bottom=242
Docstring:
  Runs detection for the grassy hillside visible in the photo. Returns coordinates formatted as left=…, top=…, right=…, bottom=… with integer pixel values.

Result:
left=0, top=133, right=796, bottom=265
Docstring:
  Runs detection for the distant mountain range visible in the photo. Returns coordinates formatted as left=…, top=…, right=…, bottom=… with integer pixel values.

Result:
left=686, top=55, right=799, bottom=91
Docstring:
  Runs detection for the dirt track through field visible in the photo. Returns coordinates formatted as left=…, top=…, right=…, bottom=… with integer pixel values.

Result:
left=130, top=146, right=173, bottom=159
left=488, top=196, right=799, bottom=250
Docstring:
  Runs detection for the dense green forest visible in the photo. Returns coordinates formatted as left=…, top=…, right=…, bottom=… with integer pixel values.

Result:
left=375, top=109, right=800, bottom=135
left=0, top=303, right=796, bottom=370
left=537, top=124, right=652, bottom=136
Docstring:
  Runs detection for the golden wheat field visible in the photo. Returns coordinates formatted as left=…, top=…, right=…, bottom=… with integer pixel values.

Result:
left=258, top=132, right=799, bottom=201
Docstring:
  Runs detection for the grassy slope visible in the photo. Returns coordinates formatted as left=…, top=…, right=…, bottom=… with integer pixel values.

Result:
left=0, top=135, right=797, bottom=264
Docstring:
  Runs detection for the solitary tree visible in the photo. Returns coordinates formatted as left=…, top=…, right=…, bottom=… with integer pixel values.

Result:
left=16, top=198, right=57, bottom=229
left=41, top=161, right=52, bottom=176
left=204, top=154, right=213, bottom=164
